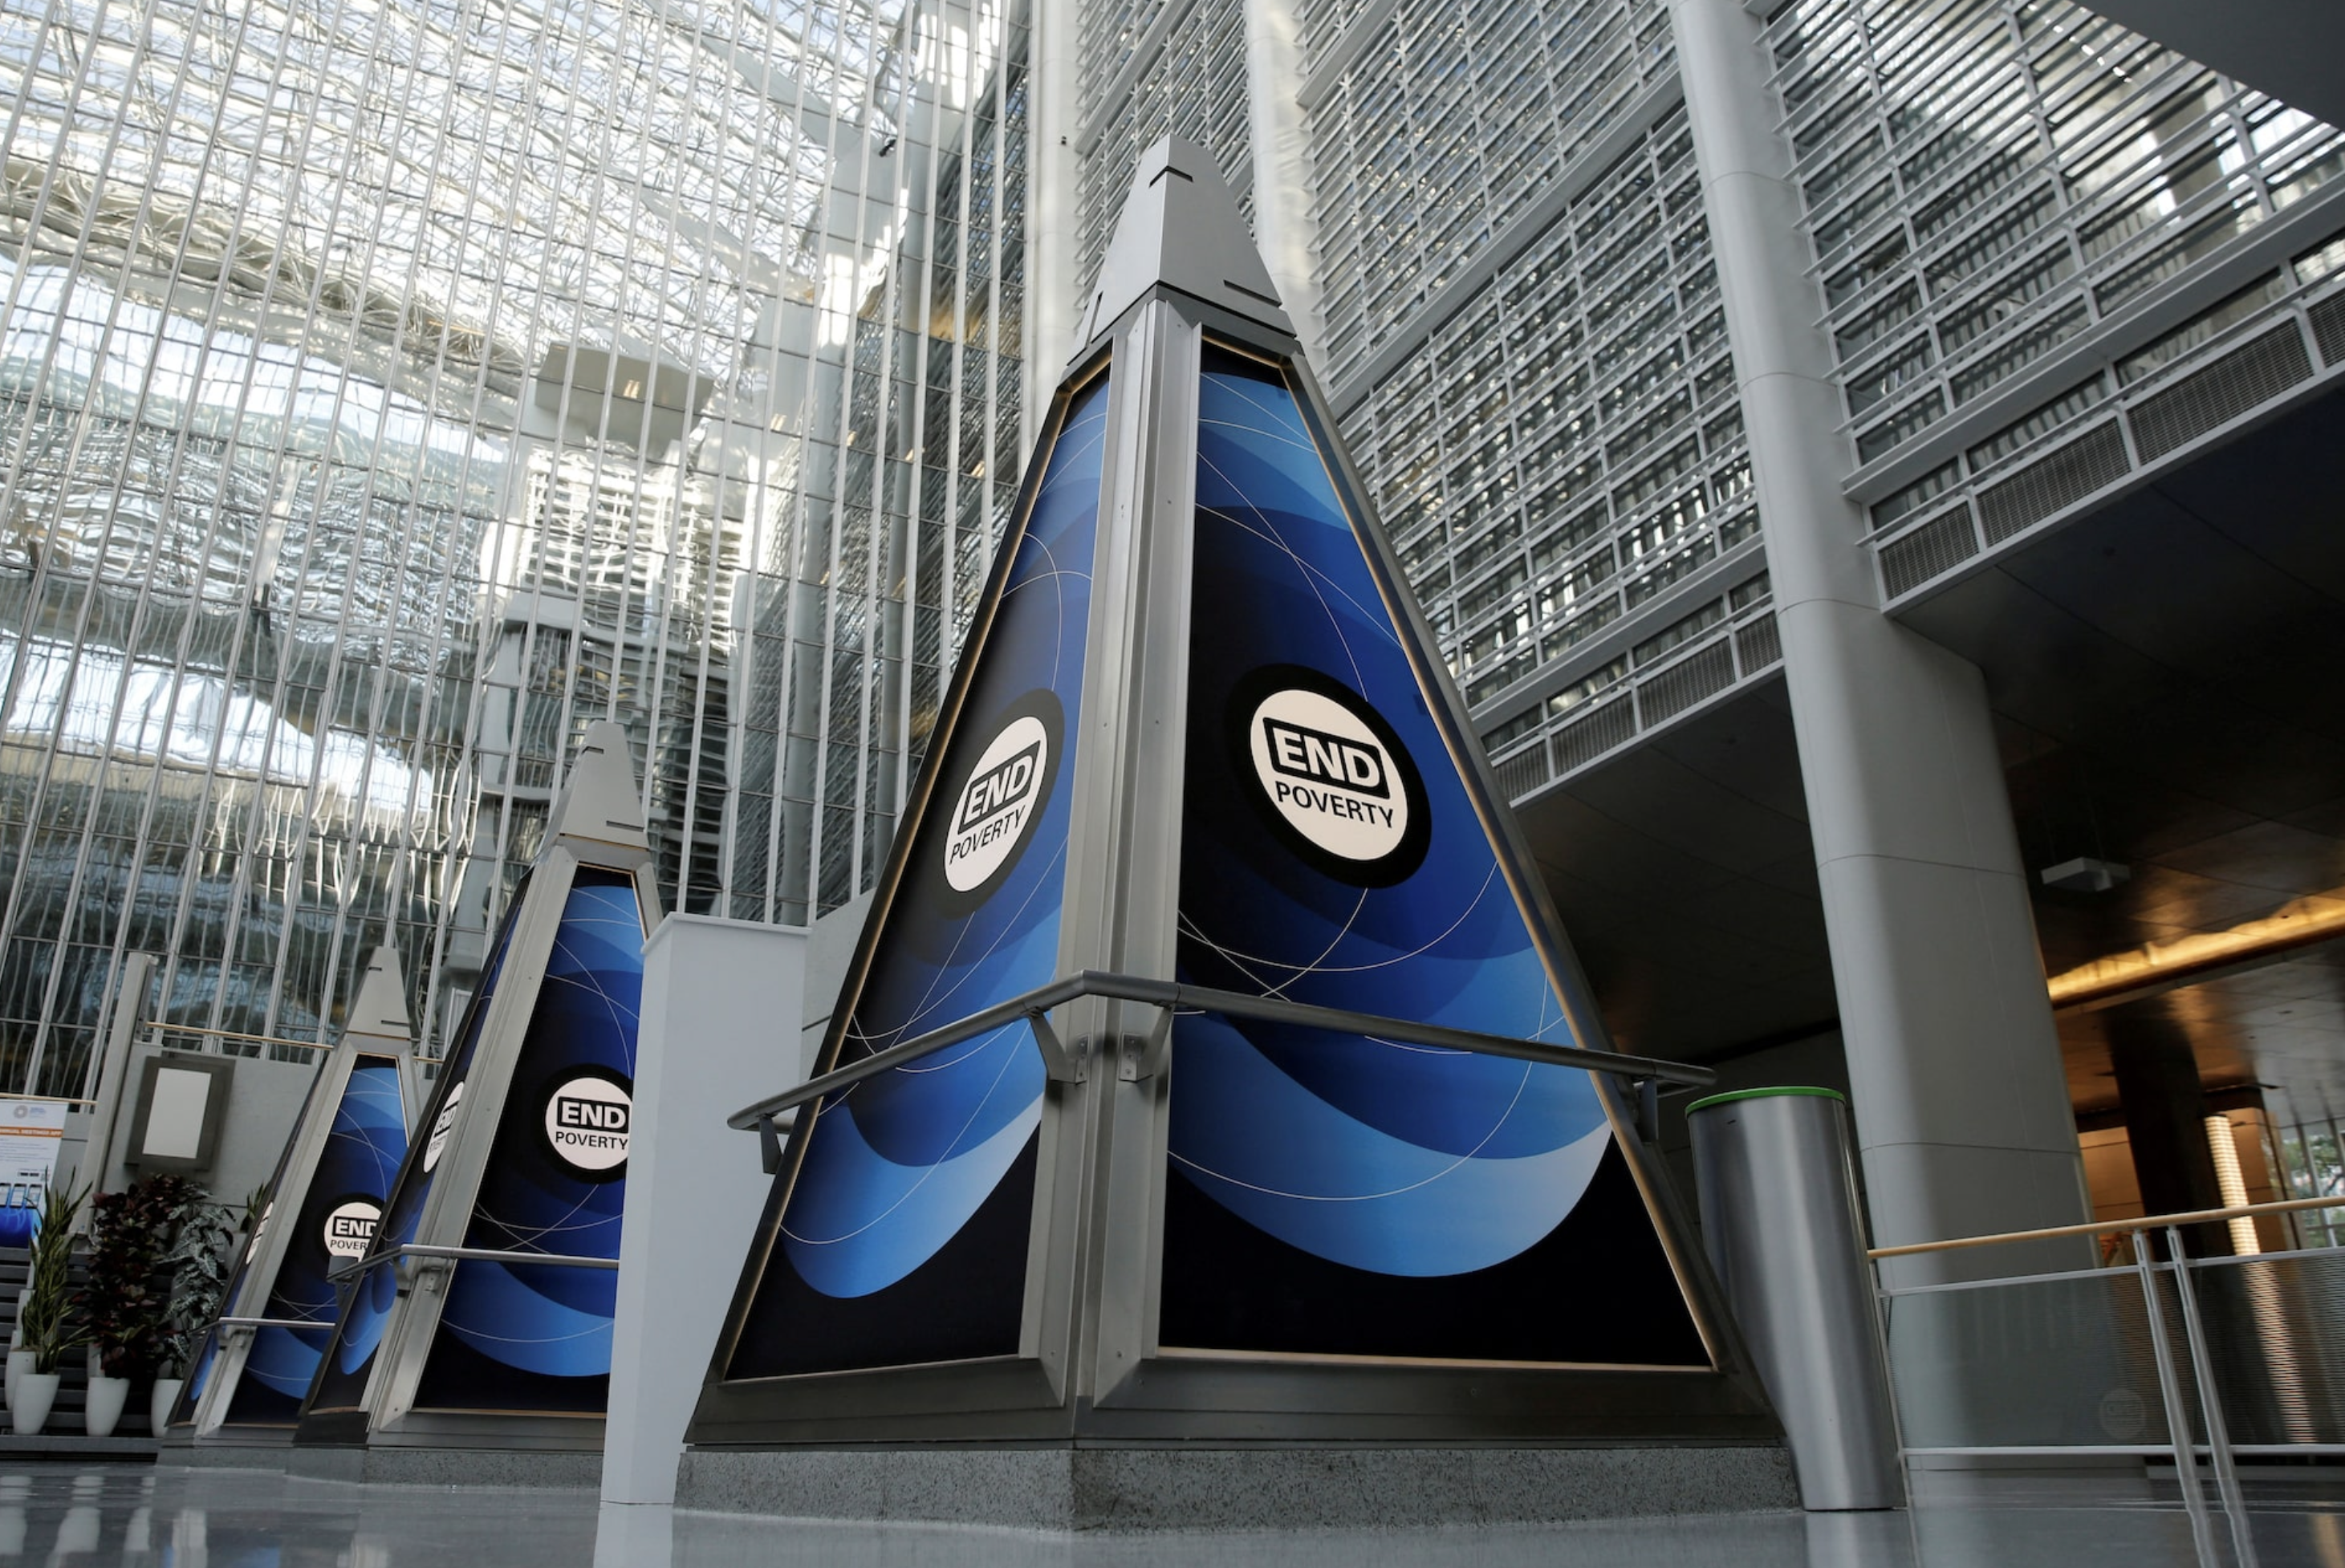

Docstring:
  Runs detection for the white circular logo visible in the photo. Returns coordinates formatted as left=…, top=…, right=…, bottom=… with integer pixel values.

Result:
left=1248, top=685, right=1412, bottom=864
left=943, top=713, right=1051, bottom=894
left=543, top=1075, right=632, bottom=1174
left=423, top=1080, right=464, bottom=1172
left=321, top=1200, right=380, bottom=1261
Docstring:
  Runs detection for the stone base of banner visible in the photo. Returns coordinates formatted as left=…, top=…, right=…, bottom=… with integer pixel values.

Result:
left=673, top=1443, right=1796, bottom=1531
left=161, top=1441, right=600, bottom=1489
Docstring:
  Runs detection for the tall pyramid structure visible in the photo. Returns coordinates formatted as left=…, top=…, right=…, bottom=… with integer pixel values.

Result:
left=175, top=945, right=421, bottom=1439
left=297, top=721, right=659, bottom=1450
left=689, top=141, right=1779, bottom=1464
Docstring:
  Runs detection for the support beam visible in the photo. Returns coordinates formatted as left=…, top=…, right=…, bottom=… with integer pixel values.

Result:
left=1242, top=0, right=1327, bottom=366
left=1669, top=0, right=2091, bottom=1287
left=2107, top=1003, right=2227, bottom=1258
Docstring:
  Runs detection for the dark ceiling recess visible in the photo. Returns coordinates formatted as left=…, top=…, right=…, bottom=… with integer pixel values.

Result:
left=2079, top=1, right=2345, bottom=134
left=1522, top=386, right=2345, bottom=1124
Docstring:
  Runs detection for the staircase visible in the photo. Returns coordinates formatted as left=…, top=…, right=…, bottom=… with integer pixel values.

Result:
left=0, top=1245, right=162, bottom=1450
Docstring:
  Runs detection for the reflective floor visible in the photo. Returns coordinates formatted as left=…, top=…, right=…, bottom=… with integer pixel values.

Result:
left=0, top=1464, right=2335, bottom=1565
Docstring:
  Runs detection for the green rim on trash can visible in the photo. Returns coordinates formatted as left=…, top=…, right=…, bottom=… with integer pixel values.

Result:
left=1685, top=1085, right=1848, bottom=1115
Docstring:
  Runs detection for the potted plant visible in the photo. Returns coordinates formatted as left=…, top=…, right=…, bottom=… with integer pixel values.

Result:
left=78, top=1173, right=193, bottom=1436
left=14, top=1180, right=87, bottom=1435
left=153, top=1187, right=238, bottom=1434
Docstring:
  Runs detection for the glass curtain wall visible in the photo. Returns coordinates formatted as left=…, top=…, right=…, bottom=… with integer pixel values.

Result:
left=0, top=0, right=1029, bottom=1093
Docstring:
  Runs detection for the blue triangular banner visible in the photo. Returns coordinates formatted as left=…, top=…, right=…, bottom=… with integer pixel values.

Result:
left=722, top=370, right=1112, bottom=1379
left=1160, top=344, right=1704, bottom=1364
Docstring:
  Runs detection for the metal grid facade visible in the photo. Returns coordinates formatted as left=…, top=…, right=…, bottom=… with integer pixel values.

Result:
left=1073, top=0, right=1253, bottom=291
left=1339, top=107, right=1764, bottom=796
left=0, top=0, right=1030, bottom=1091
left=1302, top=0, right=1678, bottom=386
left=1774, top=0, right=2345, bottom=485
left=1770, top=0, right=2345, bottom=601
left=1071, top=0, right=2345, bottom=806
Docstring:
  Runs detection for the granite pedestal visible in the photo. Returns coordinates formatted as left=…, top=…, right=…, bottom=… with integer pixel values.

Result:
left=673, top=1444, right=1799, bottom=1531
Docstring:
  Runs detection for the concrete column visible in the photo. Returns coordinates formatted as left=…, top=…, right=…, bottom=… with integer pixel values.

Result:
left=2107, top=1004, right=2227, bottom=1257
left=1026, top=0, right=1081, bottom=427
left=1242, top=0, right=1327, bottom=365
left=75, top=950, right=152, bottom=1206
left=603, top=914, right=807, bottom=1507
left=1668, top=0, right=2088, bottom=1285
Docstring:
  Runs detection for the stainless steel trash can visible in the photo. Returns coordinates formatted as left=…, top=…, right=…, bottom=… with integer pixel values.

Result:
left=1688, top=1087, right=1904, bottom=1510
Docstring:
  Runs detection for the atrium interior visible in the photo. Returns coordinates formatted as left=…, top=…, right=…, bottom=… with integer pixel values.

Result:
left=0, top=0, right=2339, bottom=1556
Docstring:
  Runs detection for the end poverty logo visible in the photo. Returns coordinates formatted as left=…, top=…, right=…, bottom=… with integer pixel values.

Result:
left=1236, top=668, right=1428, bottom=886
left=939, top=691, right=1063, bottom=902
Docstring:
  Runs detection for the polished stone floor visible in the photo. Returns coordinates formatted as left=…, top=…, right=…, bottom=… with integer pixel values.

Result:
left=0, top=1464, right=2335, bottom=1565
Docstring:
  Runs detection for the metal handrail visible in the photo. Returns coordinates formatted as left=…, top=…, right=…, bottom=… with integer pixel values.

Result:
left=1871, top=1197, right=2335, bottom=1552
left=215, top=1314, right=333, bottom=1330
left=725, top=967, right=1716, bottom=1135
left=140, top=1023, right=332, bottom=1053
left=326, top=1242, right=620, bottom=1283
left=1867, top=1192, right=2345, bottom=1259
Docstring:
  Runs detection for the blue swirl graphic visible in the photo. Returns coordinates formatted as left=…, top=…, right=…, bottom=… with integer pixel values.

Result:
left=1172, top=347, right=1611, bottom=1278
left=417, top=869, right=643, bottom=1404
left=770, top=372, right=1108, bottom=1306
left=304, top=870, right=531, bottom=1414
left=225, top=1057, right=408, bottom=1420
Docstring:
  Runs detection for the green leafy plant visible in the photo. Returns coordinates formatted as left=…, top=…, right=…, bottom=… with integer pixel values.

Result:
left=79, top=1173, right=197, bottom=1379
left=20, top=1181, right=89, bottom=1375
left=159, top=1188, right=238, bottom=1378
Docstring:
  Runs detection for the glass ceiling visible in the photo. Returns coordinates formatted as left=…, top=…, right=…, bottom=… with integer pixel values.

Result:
left=0, top=0, right=1030, bottom=1089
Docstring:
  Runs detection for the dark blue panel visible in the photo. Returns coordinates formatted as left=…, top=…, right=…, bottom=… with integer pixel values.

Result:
left=303, top=870, right=532, bottom=1416
left=1162, top=345, right=1703, bottom=1364
left=413, top=867, right=645, bottom=1412
left=217, top=1055, right=407, bottom=1424
left=724, top=369, right=1111, bottom=1379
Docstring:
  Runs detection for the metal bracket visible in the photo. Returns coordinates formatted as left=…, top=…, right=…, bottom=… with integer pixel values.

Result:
left=1116, top=1006, right=1174, bottom=1082
left=1632, top=1077, right=1660, bottom=1146
left=396, top=1254, right=449, bottom=1296
left=754, top=1107, right=802, bottom=1173
left=1027, top=1008, right=1083, bottom=1083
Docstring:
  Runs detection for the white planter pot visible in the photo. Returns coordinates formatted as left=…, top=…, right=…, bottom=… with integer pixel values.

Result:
left=12, top=1371, right=57, bottom=1435
left=150, top=1377, right=184, bottom=1436
left=83, top=1374, right=128, bottom=1439
left=4, top=1348, right=31, bottom=1412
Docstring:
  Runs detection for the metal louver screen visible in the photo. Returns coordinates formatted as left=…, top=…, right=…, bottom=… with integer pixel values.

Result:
left=1977, top=421, right=2128, bottom=546
left=2129, top=326, right=2314, bottom=465
left=2310, top=294, right=2345, bottom=370
left=1553, top=696, right=1637, bottom=776
left=1491, top=742, right=1553, bottom=804
left=1636, top=640, right=1735, bottom=729
left=1733, top=612, right=1783, bottom=672
left=1879, top=506, right=1981, bottom=599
